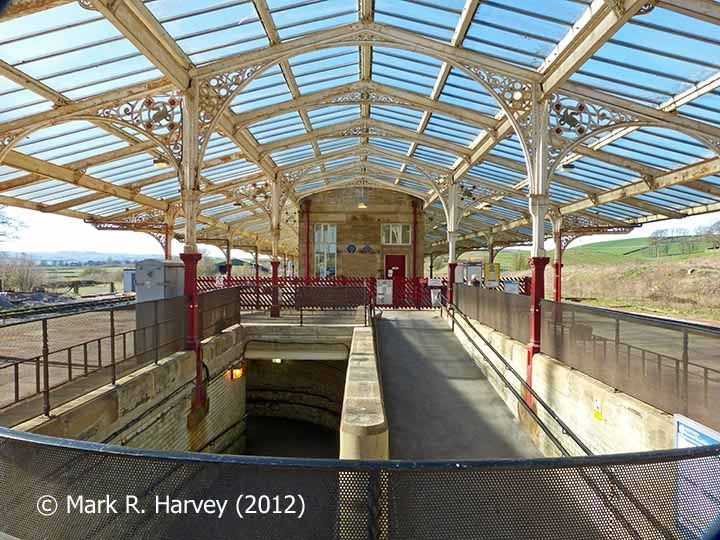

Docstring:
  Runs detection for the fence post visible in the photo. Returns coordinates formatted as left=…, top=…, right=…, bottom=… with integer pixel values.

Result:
left=154, top=300, right=160, bottom=364
left=42, top=319, right=50, bottom=416
left=614, top=317, right=621, bottom=365
left=14, top=364, right=19, bottom=402
left=682, top=329, right=689, bottom=414
left=110, top=310, right=117, bottom=384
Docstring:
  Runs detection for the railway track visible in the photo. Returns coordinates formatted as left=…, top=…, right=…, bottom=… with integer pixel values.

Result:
left=0, top=295, right=135, bottom=326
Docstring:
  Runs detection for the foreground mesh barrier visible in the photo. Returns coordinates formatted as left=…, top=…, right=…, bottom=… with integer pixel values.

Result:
left=1, top=428, right=719, bottom=540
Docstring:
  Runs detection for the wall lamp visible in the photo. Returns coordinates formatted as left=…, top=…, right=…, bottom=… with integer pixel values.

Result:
left=228, top=362, right=245, bottom=380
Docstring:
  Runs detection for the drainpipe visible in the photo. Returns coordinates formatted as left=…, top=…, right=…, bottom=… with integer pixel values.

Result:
left=225, top=238, right=232, bottom=288
left=254, top=245, right=260, bottom=309
left=551, top=215, right=563, bottom=303
left=304, top=199, right=311, bottom=283
left=412, top=200, right=418, bottom=278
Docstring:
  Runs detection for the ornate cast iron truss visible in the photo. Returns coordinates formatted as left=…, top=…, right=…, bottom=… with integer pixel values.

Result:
left=1, top=2, right=719, bottom=257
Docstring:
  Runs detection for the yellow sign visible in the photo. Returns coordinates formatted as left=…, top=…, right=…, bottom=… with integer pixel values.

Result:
left=484, top=263, right=501, bottom=287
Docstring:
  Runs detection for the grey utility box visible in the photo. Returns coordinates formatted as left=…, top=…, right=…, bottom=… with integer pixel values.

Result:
left=122, top=268, right=136, bottom=293
left=135, top=259, right=186, bottom=363
left=135, top=259, right=184, bottom=303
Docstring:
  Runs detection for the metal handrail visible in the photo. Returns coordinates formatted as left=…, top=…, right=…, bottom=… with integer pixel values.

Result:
left=441, top=297, right=591, bottom=457
left=442, top=299, right=680, bottom=538
left=543, top=298, right=720, bottom=337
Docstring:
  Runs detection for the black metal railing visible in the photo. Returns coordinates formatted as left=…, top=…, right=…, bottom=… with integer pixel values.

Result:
left=541, top=300, right=720, bottom=432
left=0, top=297, right=186, bottom=424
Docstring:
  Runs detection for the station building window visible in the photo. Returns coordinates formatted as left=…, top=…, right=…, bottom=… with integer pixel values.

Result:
left=314, top=223, right=336, bottom=278
left=381, top=223, right=411, bottom=245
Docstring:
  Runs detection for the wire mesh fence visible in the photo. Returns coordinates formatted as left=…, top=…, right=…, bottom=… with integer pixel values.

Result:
left=0, top=427, right=719, bottom=539
left=455, top=284, right=530, bottom=344
left=541, top=300, right=720, bottom=432
left=0, top=297, right=186, bottom=424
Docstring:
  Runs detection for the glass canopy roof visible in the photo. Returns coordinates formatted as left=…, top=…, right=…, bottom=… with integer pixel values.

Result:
left=1, top=0, right=719, bottom=256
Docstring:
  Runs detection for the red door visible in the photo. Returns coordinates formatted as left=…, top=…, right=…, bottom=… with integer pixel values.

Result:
left=385, top=255, right=406, bottom=307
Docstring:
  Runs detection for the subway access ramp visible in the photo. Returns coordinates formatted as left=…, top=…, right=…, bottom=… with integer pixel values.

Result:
left=376, top=310, right=539, bottom=460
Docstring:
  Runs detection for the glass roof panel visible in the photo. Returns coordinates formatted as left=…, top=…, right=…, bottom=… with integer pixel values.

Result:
left=307, top=106, right=360, bottom=129
left=572, top=7, right=720, bottom=107
left=268, top=0, right=357, bottom=41
left=248, top=111, right=306, bottom=144
left=370, top=139, right=411, bottom=155
left=0, top=78, right=54, bottom=122
left=439, top=67, right=500, bottom=117
left=145, top=0, right=270, bottom=64
left=467, top=0, right=585, bottom=69
left=372, top=48, right=442, bottom=97
left=370, top=105, right=423, bottom=131
left=13, top=121, right=129, bottom=165
left=678, top=91, right=720, bottom=128
left=1, top=3, right=161, bottom=101
left=424, top=113, right=479, bottom=146
left=229, top=64, right=292, bottom=113
left=289, top=47, right=358, bottom=94
left=316, top=139, right=357, bottom=153
left=375, top=0, right=462, bottom=43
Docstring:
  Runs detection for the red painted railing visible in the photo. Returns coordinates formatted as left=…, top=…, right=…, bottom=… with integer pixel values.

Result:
left=197, top=276, right=448, bottom=309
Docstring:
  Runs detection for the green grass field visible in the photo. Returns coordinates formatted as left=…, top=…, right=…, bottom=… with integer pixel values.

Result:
left=41, top=265, right=129, bottom=296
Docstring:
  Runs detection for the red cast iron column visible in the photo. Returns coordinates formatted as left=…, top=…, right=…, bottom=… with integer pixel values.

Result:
left=553, top=259, right=562, bottom=302
left=180, top=252, right=206, bottom=413
left=527, top=256, right=549, bottom=402
left=412, top=200, right=419, bottom=307
left=270, top=260, right=280, bottom=317
left=448, top=262, right=457, bottom=305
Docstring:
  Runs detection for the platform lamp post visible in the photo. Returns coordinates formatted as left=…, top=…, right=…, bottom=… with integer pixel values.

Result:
left=180, top=79, right=208, bottom=428
left=525, top=94, right=551, bottom=406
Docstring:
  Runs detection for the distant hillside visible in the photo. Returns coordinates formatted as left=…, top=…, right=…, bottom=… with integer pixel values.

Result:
left=0, top=251, right=159, bottom=263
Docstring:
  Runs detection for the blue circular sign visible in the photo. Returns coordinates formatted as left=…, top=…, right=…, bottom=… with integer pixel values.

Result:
left=346, top=244, right=357, bottom=253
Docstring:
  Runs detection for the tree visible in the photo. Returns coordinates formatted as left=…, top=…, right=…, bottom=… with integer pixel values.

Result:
left=0, top=254, right=45, bottom=292
left=0, top=207, right=17, bottom=242
left=198, top=248, right=219, bottom=276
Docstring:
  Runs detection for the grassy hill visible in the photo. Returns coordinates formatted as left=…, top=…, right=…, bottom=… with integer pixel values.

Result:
left=429, top=235, right=720, bottom=322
